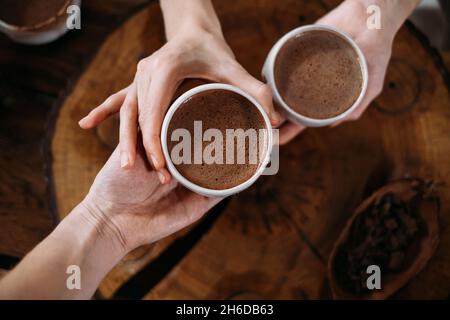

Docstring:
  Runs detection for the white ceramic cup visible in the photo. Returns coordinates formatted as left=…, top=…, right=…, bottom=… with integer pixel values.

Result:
left=262, top=24, right=368, bottom=127
left=161, top=83, right=273, bottom=198
left=0, top=0, right=81, bottom=45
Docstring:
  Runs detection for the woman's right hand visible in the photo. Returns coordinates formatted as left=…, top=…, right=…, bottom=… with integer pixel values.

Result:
left=78, top=14, right=280, bottom=184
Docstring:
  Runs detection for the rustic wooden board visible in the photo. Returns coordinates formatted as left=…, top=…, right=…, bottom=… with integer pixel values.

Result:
left=0, top=269, right=7, bottom=281
left=51, top=0, right=450, bottom=299
left=443, top=51, right=450, bottom=72
left=50, top=2, right=163, bottom=299
left=0, top=0, right=149, bottom=258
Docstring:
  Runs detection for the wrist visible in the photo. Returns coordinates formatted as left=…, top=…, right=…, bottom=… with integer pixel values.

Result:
left=161, top=0, right=223, bottom=41
left=348, top=0, right=419, bottom=37
left=56, top=199, right=129, bottom=262
left=0, top=201, right=127, bottom=299
left=39, top=201, right=127, bottom=297
left=77, top=197, right=130, bottom=256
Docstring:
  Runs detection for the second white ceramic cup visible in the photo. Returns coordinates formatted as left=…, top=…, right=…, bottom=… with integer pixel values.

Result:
left=262, top=24, right=368, bottom=127
left=0, top=0, right=81, bottom=45
left=161, top=83, right=273, bottom=198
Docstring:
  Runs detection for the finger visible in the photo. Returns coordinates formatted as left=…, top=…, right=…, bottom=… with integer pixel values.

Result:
left=154, top=175, right=178, bottom=198
left=148, top=189, right=222, bottom=243
left=273, top=113, right=288, bottom=128
left=156, top=167, right=172, bottom=185
left=79, top=87, right=128, bottom=129
left=136, top=59, right=152, bottom=117
left=119, top=84, right=138, bottom=169
left=331, top=98, right=370, bottom=127
left=349, top=106, right=366, bottom=120
left=279, top=121, right=306, bottom=145
left=222, top=64, right=281, bottom=126
left=139, top=68, right=178, bottom=180
left=171, top=189, right=223, bottom=228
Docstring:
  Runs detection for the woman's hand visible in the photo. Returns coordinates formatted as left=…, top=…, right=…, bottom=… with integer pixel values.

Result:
left=0, top=142, right=221, bottom=299
left=278, top=0, right=420, bottom=145
left=81, top=142, right=223, bottom=253
left=318, top=0, right=393, bottom=126
left=78, top=1, right=280, bottom=184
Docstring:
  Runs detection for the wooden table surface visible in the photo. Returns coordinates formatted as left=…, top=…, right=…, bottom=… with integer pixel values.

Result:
left=0, top=0, right=149, bottom=260
left=1, top=0, right=450, bottom=299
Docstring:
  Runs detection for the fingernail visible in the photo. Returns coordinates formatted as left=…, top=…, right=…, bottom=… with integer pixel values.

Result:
left=78, top=117, right=87, bottom=127
left=271, top=111, right=281, bottom=125
left=157, top=171, right=166, bottom=184
left=121, top=153, right=129, bottom=168
left=151, top=154, right=159, bottom=169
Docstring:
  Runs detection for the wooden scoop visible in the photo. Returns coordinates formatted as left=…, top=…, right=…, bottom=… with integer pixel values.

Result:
left=328, top=178, right=440, bottom=299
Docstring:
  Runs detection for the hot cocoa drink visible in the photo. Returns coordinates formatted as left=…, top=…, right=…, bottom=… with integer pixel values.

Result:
left=274, top=30, right=363, bottom=119
left=167, top=89, right=267, bottom=190
left=0, top=0, right=68, bottom=26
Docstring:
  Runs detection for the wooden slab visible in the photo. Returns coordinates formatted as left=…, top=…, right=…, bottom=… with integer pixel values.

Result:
left=0, top=0, right=149, bottom=258
left=0, top=269, right=7, bottom=281
left=51, top=0, right=450, bottom=299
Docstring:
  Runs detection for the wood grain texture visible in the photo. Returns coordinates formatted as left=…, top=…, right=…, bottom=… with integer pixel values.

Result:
left=0, top=0, right=149, bottom=258
left=0, top=269, right=7, bottom=281
left=442, top=51, right=450, bottom=72
left=50, top=0, right=450, bottom=299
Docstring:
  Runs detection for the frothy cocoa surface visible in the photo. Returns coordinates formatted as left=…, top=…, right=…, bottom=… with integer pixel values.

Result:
left=0, top=0, right=68, bottom=26
left=274, top=30, right=363, bottom=119
left=167, top=89, right=266, bottom=190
